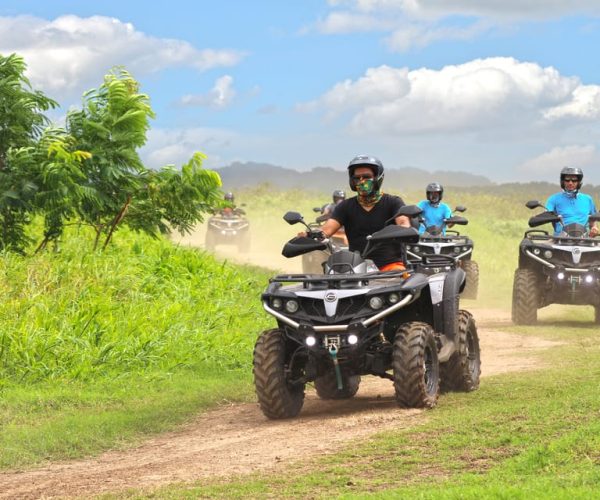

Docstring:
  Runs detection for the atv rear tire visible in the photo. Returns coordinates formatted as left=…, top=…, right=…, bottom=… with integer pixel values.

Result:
left=253, top=329, right=305, bottom=419
left=393, top=322, right=440, bottom=408
left=440, top=310, right=481, bottom=392
left=314, top=371, right=360, bottom=400
left=461, top=260, right=479, bottom=299
left=511, top=268, right=539, bottom=325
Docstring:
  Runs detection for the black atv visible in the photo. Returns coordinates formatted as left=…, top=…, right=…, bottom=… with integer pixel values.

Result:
left=253, top=208, right=481, bottom=419
left=405, top=206, right=479, bottom=299
left=301, top=207, right=348, bottom=274
left=205, top=209, right=250, bottom=253
left=512, top=200, right=600, bottom=324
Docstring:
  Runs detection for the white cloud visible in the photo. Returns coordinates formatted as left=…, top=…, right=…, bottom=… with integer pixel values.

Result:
left=0, top=15, right=245, bottom=101
left=313, top=1, right=600, bottom=50
left=141, top=127, right=239, bottom=169
left=518, top=145, right=599, bottom=177
left=303, top=57, right=600, bottom=135
left=179, top=75, right=237, bottom=109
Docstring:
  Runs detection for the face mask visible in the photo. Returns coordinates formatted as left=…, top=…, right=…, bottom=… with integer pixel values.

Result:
left=356, top=178, right=375, bottom=196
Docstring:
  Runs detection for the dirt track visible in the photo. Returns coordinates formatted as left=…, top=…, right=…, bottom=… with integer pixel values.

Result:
left=0, top=235, right=563, bottom=499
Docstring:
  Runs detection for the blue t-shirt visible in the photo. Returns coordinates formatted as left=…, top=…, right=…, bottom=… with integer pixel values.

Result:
left=545, top=191, right=597, bottom=235
left=417, top=200, right=452, bottom=234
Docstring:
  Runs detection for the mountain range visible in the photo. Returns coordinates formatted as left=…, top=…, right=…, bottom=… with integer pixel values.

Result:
left=215, top=161, right=493, bottom=193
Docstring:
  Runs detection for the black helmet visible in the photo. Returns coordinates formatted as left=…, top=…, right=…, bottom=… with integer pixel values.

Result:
left=347, top=155, right=384, bottom=192
left=224, top=192, right=235, bottom=202
left=426, top=182, right=444, bottom=206
left=560, top=166, right=583, bottom=193
left=332, top=189, right=346, bottom=203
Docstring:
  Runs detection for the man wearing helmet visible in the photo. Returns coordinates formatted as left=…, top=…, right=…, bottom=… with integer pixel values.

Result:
left=220, top=191, right=245, bottom=216
left=546, top=167, right=598, bottom=237
left=317, top=155, right=410, bottom=271
left=417, top=182, right=452, bottom=235
left=317, top=189, right=346, bottom=223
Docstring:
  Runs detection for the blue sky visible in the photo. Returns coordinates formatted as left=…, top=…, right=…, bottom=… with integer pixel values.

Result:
left=2, top=1, right=600, bottom=184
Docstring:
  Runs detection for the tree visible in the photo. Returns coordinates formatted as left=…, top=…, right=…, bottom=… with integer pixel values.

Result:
left=0, top=53, right=59, bottom=252
left=125, top=152, right=222, bottom=244
left=66, top=67, right=155, bottom=249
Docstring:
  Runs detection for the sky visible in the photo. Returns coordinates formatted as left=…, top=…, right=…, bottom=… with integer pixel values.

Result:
left=1, top=1, right=600, bottom=184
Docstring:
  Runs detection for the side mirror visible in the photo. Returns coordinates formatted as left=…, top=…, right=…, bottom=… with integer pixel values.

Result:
left=526, top=200, right=543, bottom=210
left=397, top=205, right=423, bottom=218
left=283, top=211, right=304, bottom=225
left=454, top=205, right=466, bottom=213
left=589, top=212, right=600, bottom=223
left=313, top=207, right=321, bottom=213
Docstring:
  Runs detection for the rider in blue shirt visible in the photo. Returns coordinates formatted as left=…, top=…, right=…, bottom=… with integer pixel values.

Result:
left=545, top=167, right=598, bottom=237
left=417, top=182, right=452, bottom=235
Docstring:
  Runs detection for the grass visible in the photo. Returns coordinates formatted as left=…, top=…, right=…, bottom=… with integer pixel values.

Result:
left=0, top=228, right=272, bottom=468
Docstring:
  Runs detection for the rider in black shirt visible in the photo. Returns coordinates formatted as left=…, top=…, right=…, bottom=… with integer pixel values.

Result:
left=319, top=155, right=410, bottom=270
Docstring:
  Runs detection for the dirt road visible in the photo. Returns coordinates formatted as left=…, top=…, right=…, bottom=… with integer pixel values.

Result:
left=0, top=236, right=562, bottom=499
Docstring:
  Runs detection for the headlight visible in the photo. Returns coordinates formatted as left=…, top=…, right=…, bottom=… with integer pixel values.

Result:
left=272, top=298, right=283, bottom=309
left=388, top=293, right=400, bottom=304
left=533, top=248, right=540, bottom=255
left=369, top=296, right=384, bottom=310
left=557, top=272, right=565, bottom=280
left=285, top=300, right=299, bottom=313
left=347, top=334, right=358, bottom=345
left=543, top=250, right=553, bottom=259
left=462, top=246, right=469, bottom=252
left=305, top=336, right=316, bottom=347
left=454, top=247, right=461, bottom=254
left=406, top=245, right=411, bottom=251
left=585, top=275, right=594, bottom=284
left=412, top=246, right=420, bottom=252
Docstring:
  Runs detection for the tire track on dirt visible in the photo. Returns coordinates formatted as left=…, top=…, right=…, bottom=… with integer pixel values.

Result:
left=0, top=308, right=562, bottom=500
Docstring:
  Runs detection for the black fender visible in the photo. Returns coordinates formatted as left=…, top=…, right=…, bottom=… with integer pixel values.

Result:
left=441, top=268, right=465, bottom=343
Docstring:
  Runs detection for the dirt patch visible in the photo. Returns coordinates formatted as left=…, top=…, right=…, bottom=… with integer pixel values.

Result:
left=0, top=306, right=561, bottom=500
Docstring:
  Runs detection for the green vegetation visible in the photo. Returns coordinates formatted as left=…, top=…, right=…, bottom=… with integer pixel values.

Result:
left=0, top=228, right=272, bottom=467
left=0, top=54, right=222, bottom=254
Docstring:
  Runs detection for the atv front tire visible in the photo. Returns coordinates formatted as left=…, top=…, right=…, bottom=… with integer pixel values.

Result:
left=393, top=322, right=440, bottom=408
left=314, top=371, right=361, bottom=399
left=253, top=329, right=305, bottom=419
left=440, top=310, right=481, bottom=392
left=511, top=268, right=539, bottom=325
left=461, top=260, right=479, bottom=299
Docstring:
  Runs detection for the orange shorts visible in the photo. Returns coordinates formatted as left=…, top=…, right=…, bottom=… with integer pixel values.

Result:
left=379, top=261, right=406, bottom=272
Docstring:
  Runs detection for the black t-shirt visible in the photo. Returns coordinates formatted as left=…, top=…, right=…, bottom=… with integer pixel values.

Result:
left=331, top=194, right=406, bottom=267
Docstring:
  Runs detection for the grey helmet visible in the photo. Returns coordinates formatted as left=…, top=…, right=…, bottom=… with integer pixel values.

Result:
left=560, top=166, right=583, bottom=193
left=332, top=189, right=346, bottom=203
left=347, top=155, right=384, bottom=192
left=224, top=192, right=235, bottom=202
left=426, top=182, right=443, bottom=207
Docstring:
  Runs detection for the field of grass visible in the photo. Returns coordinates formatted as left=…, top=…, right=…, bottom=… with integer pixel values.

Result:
left=4, top=183, right=598, bottom=499
left=0, top=229, right=273, bottom=467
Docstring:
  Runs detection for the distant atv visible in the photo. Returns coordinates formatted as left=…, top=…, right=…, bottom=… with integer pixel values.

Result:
left=205, top=208, right=250, bottom=253
left=406, top=206, right=479, bottom=299
left=512, top=200, right=600, bottom=324
left=301, top=207, right=348, bottom=274
left=253, top=208, right=481, bottom=419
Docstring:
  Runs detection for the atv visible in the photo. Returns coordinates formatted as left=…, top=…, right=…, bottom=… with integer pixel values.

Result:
left=253, top=208, right=481, bottom=419
left=205, top=208, right=250, bottom=253
left=512, top=200, right=600, bottom=324
left=405, top=206, right=479, bottom=299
